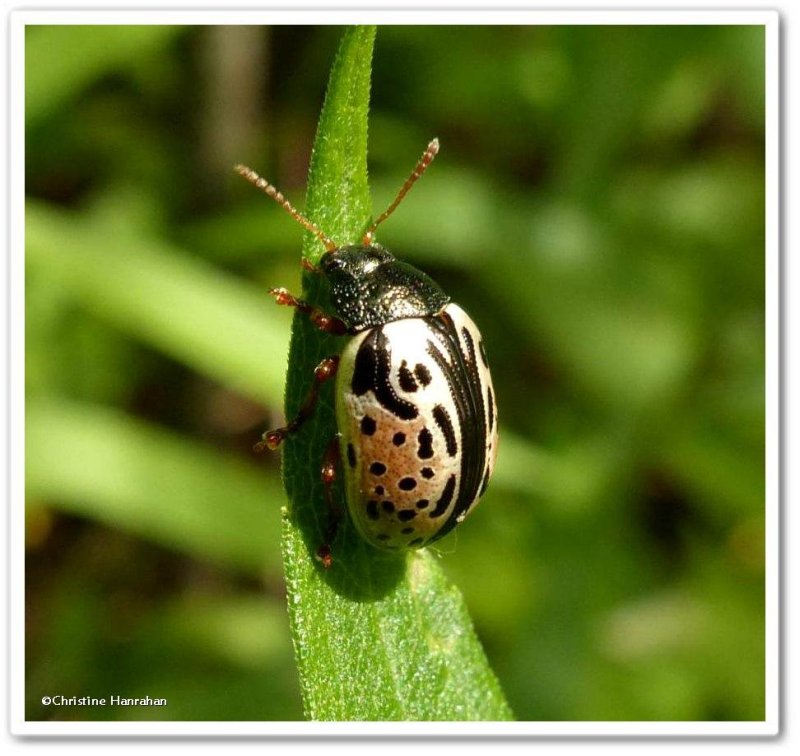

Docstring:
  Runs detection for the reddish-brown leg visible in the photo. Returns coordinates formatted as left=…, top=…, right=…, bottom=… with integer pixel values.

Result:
left=315, top=436, right=342, bottom=569
left=254, top=356, right=340, bottom=452
left=269, top=287, right=348, bottom=335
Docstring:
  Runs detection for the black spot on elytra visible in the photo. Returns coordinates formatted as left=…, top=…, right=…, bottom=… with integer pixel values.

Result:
left=433, top=405, right=458, bottom=456
left=370, top=461, right=387, bottom=476
left=374, top=485, right=385, bottom=496
left=382, top=500, right=395, bottom=513
left=431, top=474, right=456, bottom=517
left=360, top=415, right=377, bottom=435
left=401, top=526, right=415, bottom=535
left=414, top=363, right=432, bottom=386
left=479, top=339, right=489, bottom=367
left=421, top=467, right=434, bottom=479
left=377, top=533, right=390, bottom=541
left=408, top=537, right=424, bottom=547
left=417, top=428, right=434, bottom=459
left=392, top=432, right=406, bottom=446
left=398, top=360, right=418, bottom=392
left=366, top=501, right=379, bottom=520
left=416, top=499, right=429, bottom=509
left=347, top=443, right=357, bottom=468
left=398, top=509, right=417, bottom=522
left=399, top=477, right=417, bottom=491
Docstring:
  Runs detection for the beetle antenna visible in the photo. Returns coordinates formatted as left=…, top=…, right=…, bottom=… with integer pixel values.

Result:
left=234, top=164, right=337, bottom=252
left=362, top=138, right=439, bottom=244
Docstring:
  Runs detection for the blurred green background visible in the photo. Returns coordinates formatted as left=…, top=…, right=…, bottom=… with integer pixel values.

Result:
left=24, top=24, right=766, bottom=721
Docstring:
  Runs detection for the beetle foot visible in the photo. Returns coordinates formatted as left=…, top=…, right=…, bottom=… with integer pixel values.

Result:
left=315, top=544, right=333, bottom=569
left=254, top=428, right=285, bottom=452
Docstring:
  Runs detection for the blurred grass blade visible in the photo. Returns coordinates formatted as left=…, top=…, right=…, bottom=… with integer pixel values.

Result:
left=279, top=26, right=513, bottom=721
left=26, top=398, right=281, bottom=575
left=26, top=202, right=291, bottom=405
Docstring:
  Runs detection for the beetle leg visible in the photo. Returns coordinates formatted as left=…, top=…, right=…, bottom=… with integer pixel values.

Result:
left=269, top=288, right=348, bottom=335
left=255, top=356, right=340, bottom=452
left=315, top=436, right=342, bottom=569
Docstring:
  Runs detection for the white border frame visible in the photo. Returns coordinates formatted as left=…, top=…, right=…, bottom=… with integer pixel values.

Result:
left=7, top=6, right=780, bottom=738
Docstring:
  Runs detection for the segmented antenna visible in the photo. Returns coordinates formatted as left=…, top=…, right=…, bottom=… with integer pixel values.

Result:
left=234, top=164, right=337, bottom=252
left=362, top=138, right=440, bottom=244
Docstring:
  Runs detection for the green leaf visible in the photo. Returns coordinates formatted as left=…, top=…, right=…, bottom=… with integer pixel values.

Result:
left=278, top=26, right=513, bottom=721
left=26, top=398, right=282, bottom=575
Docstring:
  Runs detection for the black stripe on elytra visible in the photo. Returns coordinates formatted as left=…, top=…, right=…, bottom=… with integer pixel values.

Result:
left=430, top=474, right=456, bottom=518
left=433, top=405, right=458, bottom=456
left=351, top=328, right=418, bottom=420
left=461, top=327, right=474, bottom=356
left=487, top=386, right=495, bottom=432
left=425, top=310, right=488, bottom=541
left=479, top=465, right=491, bottom=497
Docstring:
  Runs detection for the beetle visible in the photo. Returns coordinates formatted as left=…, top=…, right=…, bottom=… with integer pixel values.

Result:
left=237, top=139, right=498, bottom=567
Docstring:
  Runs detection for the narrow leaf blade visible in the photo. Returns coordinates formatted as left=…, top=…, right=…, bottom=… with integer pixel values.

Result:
left=26, top=399, right=281, bottom=575
left=279, top=26, right=513, bottom=721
